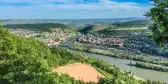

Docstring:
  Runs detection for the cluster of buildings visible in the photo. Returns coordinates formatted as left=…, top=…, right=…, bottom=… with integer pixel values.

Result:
left=10, top=29, right=40, bottom=38
left=78, top=34, right=124, bottom=47
left=10, top=28, right=75, bottom=46
left=40, top=28, right=74, bottom=46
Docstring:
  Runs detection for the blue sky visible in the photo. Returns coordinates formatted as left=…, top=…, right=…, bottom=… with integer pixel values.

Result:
left=0, top=0, right=153, bottom=19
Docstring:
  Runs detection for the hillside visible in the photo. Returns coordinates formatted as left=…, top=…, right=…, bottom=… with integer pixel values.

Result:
left=0, top=27, right=87, bottom=84
left=113, top=20, right=153, bottom=27
left=3, top=23, right=70, bottom=32
left=79, top=20, right=152, bottom=34
left=79, top=25, right=110, bottom=34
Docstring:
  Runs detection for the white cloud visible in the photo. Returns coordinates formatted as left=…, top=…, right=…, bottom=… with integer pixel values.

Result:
left=148, top=1, right=154, bottom=4
left=0, top=0, right=138, bottom=5
left=0, top=0, right=152, bottom=19
left=36, top=0, right=142, bottom=11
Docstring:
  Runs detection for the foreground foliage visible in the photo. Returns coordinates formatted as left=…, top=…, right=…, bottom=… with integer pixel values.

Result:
left=145, top=0, right=168, bottom=44
left=0, top=27, right=89, bottom=84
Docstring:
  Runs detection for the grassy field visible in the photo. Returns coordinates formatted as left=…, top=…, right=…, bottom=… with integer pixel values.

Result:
left=80, top=25, right=111, bottom=34
left=132, top=75, right=145, bottom=81
left=90, top=25, right=110, bottom=32
left=70, top=44, right=87, bottom=51
left=70, top=44, right=118, bottom=57
left=110, top=27, right=147, bottom=31
left=95, top=67, right=113, bottom=79
left=88, top=48, right=114, bottom=55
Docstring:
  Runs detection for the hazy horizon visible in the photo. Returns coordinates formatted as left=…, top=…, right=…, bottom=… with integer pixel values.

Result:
left=0, top=17, right=149, bottom=20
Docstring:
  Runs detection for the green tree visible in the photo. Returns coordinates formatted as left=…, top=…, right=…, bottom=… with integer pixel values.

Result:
left=145, top=0, right=168, bottom=44
left=0, top=22, right=3, bottom=28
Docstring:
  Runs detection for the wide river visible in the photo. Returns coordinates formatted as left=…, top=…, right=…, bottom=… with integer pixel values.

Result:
left=60, top=35, right=168, bottom=83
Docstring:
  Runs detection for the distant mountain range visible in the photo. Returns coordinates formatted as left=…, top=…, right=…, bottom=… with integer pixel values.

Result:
left=90, top=17, right=149, bottom=20
left=79, top=20, right=152, bottom=34
left=0, top=17, right=148, bottom=20
left=0, top=17, right=149, bottom=25
left=3, top=23, right=70, bottom=32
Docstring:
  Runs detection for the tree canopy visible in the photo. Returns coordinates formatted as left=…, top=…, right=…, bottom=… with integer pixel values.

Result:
left=0, top=27, right=88, bottom=84
left=145, top=0, right=168, bottom=44
left=3, top=23, right=70, bottom=32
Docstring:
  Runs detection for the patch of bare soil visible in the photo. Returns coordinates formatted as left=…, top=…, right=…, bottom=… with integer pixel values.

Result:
left=52, top=63, right=104, bottom=83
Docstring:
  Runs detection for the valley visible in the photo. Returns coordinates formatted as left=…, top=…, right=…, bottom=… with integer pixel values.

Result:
left=1, top=0, right=168, bottom=84
left=1, top=19, right=168, bottom=84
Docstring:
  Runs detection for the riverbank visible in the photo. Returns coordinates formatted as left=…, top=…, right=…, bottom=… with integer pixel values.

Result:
left=70, top=44, right=168, bottom=73
left=64, top=46, right=168, bottom=83
left=69, top=44, right=168, bottom=67
left=131, top=62, right=168, bottom=73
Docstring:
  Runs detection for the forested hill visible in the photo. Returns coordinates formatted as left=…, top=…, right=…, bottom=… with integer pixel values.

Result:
left=79, top=20, right=152, bottom=34
left=3, top=23, right=70, bottom=31
left=113, top=20, right=153, bottom=27
left=0, top=27, right=88, bottom=84
left=79, top=25, right=110, bottom=34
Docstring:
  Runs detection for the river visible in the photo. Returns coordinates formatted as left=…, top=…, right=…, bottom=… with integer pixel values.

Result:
left=59, top=35, right=168, bottom=83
